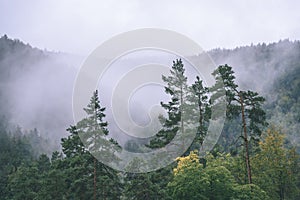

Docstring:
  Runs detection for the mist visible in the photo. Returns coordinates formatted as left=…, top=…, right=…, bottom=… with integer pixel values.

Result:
left=0, top=36, right=83, bottom=152
left=1, top=35, right=299, bottom=154
left=0, top=38, right=202, bottom=152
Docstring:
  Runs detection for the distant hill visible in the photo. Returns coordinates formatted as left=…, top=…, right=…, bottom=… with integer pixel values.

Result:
left=208, top=39, right=300, bottom=94
left=0, top=35, right=80, bottom=153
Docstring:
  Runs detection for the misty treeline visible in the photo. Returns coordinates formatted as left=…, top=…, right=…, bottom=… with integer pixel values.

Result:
left=0, top=58, right=299, bottom=200
left=0, top=35, right=299, bottom=153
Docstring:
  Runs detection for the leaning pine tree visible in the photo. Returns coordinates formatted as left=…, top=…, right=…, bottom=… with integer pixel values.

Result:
left=211, top=64, right=267, bottom=184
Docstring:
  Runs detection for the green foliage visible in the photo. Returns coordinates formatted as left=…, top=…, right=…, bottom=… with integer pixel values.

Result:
left=0, top=119, right=34, bottom=199
left=123, top=171, right=168, bottom=200
left=232, top=184, right=270, bottom=200
left=73, top=90, right=120, bottom=163
left=8, top=163, right=41, bottom=199
left=122, top=157, right=172, bottom=199
left=7, top=154, right=52, bottom=200
left=37, top=152, right=67, bottom=200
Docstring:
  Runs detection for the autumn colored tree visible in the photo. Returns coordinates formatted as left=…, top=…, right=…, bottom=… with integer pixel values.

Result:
left=252, top=126, right=300, bottom=200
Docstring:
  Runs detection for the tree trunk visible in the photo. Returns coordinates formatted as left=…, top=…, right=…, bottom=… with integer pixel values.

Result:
left=239, top=92, right=252, bottom=184
left=180, top=85, right=185, bottom=147
left=94, top=158, right=96, bottom=200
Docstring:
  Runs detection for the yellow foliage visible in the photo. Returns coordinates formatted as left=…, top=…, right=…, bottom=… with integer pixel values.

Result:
left=173, top=150, right=201, bottom=175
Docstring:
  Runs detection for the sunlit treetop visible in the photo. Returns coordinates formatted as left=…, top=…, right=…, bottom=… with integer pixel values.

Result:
left=173, top=150, right=201, bottom=175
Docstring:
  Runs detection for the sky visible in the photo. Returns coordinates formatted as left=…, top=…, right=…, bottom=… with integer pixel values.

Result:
left=0, top=0, right=300, bottom=56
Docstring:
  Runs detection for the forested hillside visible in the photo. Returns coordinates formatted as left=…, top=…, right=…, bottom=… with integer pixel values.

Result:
left=0, top=35, right=299, bottom=199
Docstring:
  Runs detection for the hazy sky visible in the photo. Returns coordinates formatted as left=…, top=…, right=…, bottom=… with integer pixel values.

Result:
left=1, top=0, right=299, bottom=55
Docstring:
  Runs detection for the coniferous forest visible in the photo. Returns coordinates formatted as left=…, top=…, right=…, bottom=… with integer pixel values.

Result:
left=0, top=35, right=299, bottom=200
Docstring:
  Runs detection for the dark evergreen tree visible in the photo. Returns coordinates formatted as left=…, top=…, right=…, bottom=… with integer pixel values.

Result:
left=148, top=59, right=188, bottom=148
left=0, top=119, right=34, bottom=200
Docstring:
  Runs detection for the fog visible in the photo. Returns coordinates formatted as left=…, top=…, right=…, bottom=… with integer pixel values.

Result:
left=1, top=1, right=299, bottom=55
left=207, top=39, right=300, bottom=97
left=0, top=37, right=83, bottom=151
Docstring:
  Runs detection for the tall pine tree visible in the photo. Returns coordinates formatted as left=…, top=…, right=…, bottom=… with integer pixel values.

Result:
left=148, top=59, right=188, bottom=149
left=61, top=90, right=122, bottom=199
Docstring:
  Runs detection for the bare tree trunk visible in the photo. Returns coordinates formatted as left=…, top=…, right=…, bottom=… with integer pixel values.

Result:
left=239, top=93, right=252, bottom=184
left=94, top=158, right=97, bottom=200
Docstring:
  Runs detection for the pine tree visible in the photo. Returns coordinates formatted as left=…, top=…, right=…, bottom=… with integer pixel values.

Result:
left=148, top=59, right=188, bottom=149
left=76, top=90, right=120, bottom=200
left=211, top=64, right=267, bottom=184
left=61, top=90, right=122, bottom=199
left=186, top=76, right=211, bottom=152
